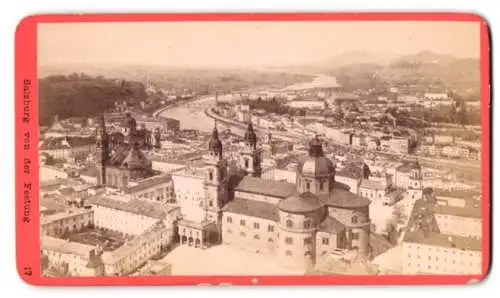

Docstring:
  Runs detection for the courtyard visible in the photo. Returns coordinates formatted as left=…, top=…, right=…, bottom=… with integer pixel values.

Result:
left=160, top=244, right=304, bottom=276
left=67, top=228, right=126, bottom=251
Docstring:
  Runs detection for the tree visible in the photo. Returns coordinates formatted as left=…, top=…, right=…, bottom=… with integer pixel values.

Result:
left=44, top=154, right=56, bottom=166
left=450, top=92, right=468, bottom=125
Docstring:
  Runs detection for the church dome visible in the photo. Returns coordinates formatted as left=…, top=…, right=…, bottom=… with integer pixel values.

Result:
left=298, top=136, right=335, bottom=177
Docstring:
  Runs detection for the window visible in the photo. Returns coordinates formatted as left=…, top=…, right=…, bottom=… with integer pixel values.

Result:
left=303, top=220, right=311, bottom=229
left=254, top=234, right=260, bottom=240
left=209, top=200, right=213, bottom=207
left=304, top=237, right=312, bottom=246
left=319, top=181, right=324, bottom=191
left=285, top=237, right=293, bottom=245
left=352, top=232, right=359, bottom=240
left=244, top=158, right=249, bottom=169
left=268, top=225, right=274, bottom=232
left=286, top=220, right=293, bottom=228
left=268, top=238, right=274, bottom=243
left=352, top=216, right=358, bottom=224
left=322, top=238, right=329, bottom=245
left=209, top=170, right=214, bottom=181
left=253, top=222, right=260, bottom=229
left=226, top=217, right=232, bottom=223
left=286, top=250, right=292, bottom=256
left=306, top=182, right=311, bottom=190
left=240, top=219, right=246, bottom=226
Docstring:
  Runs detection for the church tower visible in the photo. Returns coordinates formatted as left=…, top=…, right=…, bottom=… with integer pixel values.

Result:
left=203, top=122, right=229, bottom=222
left=96, top=114, right=109, bottom=186
left=239, top=122, right=262, bottom=177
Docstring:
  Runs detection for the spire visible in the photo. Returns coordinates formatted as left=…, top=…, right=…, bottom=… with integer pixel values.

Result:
left=308, top=134, right=324, bottom=157
left=96, top=113, right=109, bottom=186
left=244, top=122, right=257, bottom=149
left=209, top=120, right=223, bottom=158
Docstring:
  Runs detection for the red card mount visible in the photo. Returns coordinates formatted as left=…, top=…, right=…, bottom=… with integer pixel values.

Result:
left=15, top=12, right=491, bottom=286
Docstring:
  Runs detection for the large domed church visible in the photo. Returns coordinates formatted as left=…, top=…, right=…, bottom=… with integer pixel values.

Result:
left=170, top=120, right=372, bottom=271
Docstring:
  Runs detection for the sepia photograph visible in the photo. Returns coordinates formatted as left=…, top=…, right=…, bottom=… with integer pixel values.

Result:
left=36, top=20, right=485, bottom=278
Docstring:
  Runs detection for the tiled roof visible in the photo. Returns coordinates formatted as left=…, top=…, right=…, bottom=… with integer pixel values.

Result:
left=360, top=179, right=386, bottom=190
left=434, top=189, right=481, bottom=200
left=101, top=223, right=170, bottom=264
left=39, top=136, right=95, bottom=150
left=222, top=198, right=279, bottom=221
left=125, top=174, right=172, bottom=194
left=234, top=176, right=296, bottom=199
left=336, top=165, right=362, bottom=179
left=41, top=236, right=94, bottom=259
left=317, top=189, right=371, bottom=208
left=87, top=196, right=177, bottom=220
left=403, top=199, right=481, bottom=251
left=277, top=192, right=323, bottom=214
left=318, top=216, right=345, bottom=234
left=433, top=200, right=481, bottom=219
left=40, top=208, right=93, bottom=225
left=396, top=161, right=421, bottom=173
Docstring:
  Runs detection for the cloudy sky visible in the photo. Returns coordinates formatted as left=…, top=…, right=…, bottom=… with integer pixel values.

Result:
left=38, top=21, right=480, bottom=68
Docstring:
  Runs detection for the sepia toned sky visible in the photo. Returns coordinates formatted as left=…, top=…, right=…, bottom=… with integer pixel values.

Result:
left=38, top=21, right=480, bottom=67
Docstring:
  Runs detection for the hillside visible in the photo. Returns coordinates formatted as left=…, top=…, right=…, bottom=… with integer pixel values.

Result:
left=384, top=51, right=480, bottom=92
left=315, top=51, right=480, bottom=94
left=39, top=73, right=148, bottom=126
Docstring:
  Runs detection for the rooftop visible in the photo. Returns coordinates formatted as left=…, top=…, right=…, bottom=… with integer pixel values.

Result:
left=234, top=176, right=296, bottom=199
left=39, top=136, right=95, bottom=150
left=222, top=198, right=279, bottom=221
left=277, top=192, right=324, bottom=214
left=41, top=236, right=94, bottom=259
left=317, top=188, right=371, bottom=209
left=125, top=174, right=172, bottom=194
left=397, top=161, right=421, bottom=173
left=336, top=165, right=362, bottom=179
left=87, top=196, right=178, bottom=220
left=40, top=208, right=93, bottom=225
left=102, top=223, right=170, bottom=264
left=403, top=199, right=482, bottom=251
left=360, top=179, right=386, bottom=191
left=318, top=216, right=345, bottom=234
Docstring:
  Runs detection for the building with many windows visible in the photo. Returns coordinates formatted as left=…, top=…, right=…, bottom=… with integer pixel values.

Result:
left=402, top=196, right=482, bottom=275
left=220, top=134, right=371, bottom=270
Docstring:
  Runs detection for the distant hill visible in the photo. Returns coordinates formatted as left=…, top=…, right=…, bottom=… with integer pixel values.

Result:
left=311, top=50, right=480, bottom=94
left=320, top=51, right=398, bottom=68
left=385, top=51, right=480, bottom=92
left=391, top=50, right=457, bottom=66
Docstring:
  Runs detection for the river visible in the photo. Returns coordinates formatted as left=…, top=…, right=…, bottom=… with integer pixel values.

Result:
left=159, top=95, right=217, bottom=132
left=159, top=72, right=335, bottom=133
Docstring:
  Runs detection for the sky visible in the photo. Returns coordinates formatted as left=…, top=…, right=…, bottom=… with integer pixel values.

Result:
left=38, top=21, right=480, bottom=68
